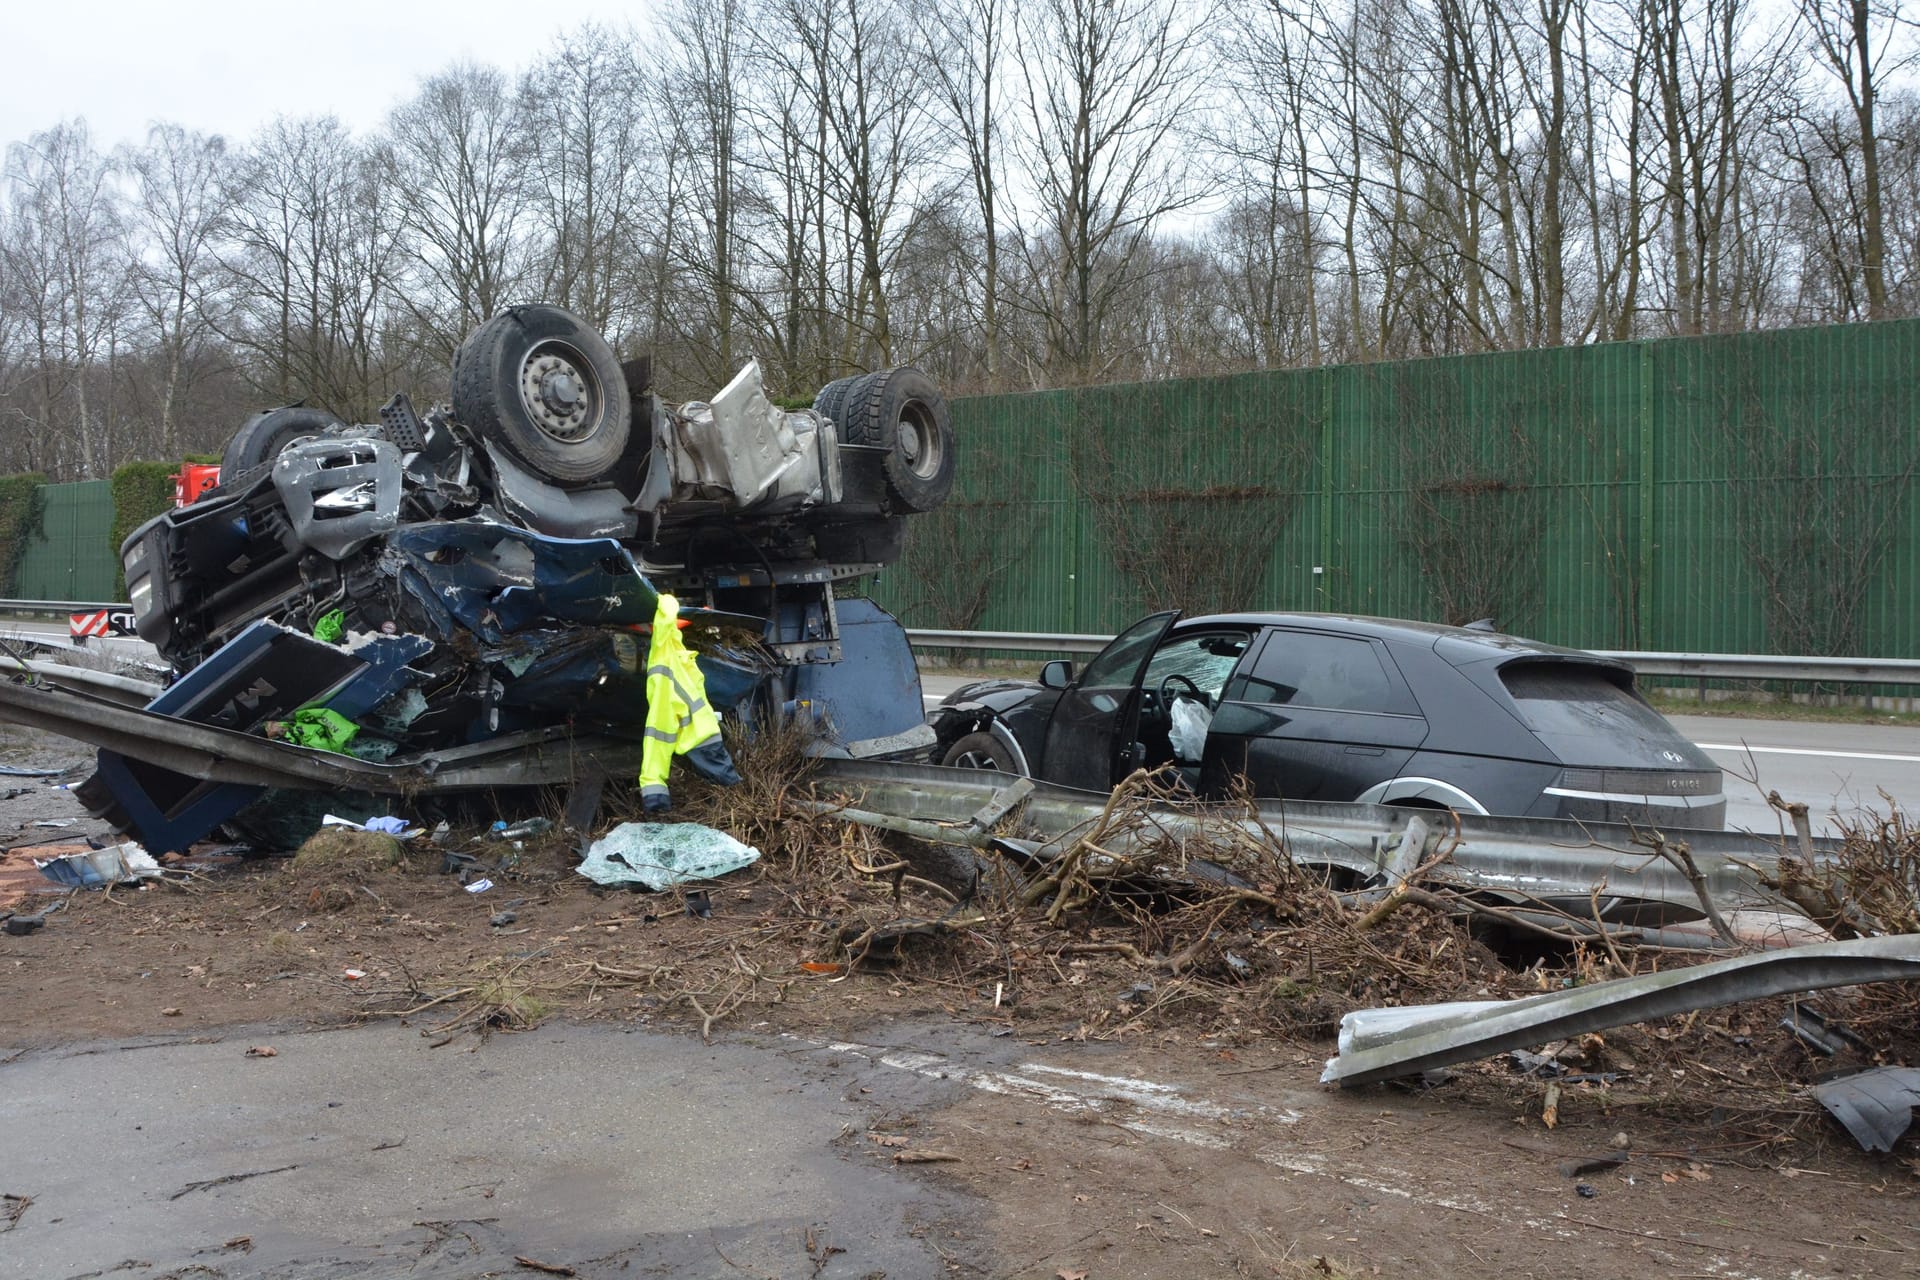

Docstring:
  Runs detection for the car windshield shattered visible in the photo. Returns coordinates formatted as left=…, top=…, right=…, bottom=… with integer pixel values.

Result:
left=86, top=304, right=955, bottom=852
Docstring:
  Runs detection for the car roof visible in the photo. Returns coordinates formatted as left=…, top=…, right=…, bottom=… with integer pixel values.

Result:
left=1174, top=611, right=1626, bottom=669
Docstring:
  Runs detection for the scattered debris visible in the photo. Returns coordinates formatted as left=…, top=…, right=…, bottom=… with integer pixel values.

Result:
left=1321, top=936, right=1920, bottom=1086
left=466, top=879, right=495, bottom=894
left=34, top=842, right=161, bottom=889
left=1, top=1193, right=31, bottom=1233
left=1811, top=1066, right=1920, bottom=1152
left=1558, top=1153, right=1628, bottom=1178
left=491, top=818, right=553, bottom=840
left=1779, top=1005, right=1870, bottom=1057
left=513, top=1257, right=578, bottom=1277
left=576, top=822, right=760, bottom=890
left=324, top=814, right=418, bottom=838
left=892, top=1150, right=961, bottom=1164
left=168, top=1164, right=298, bottom=1199
left=244, top=1045, right=278, bottom=1058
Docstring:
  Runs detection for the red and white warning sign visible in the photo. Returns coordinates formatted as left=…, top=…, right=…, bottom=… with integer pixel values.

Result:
left=68, top=610, right=136, bottom=643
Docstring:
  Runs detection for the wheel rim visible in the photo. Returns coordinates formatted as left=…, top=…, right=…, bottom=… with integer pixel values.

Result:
left=517, top=339, right=605, bottom=444
left=949, top=747, right=1004, bottom=771
left=896, top=401, right=944, bottom=480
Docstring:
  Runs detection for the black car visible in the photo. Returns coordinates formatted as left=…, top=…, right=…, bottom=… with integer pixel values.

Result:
left=929, top=611, right=1726, bottom=830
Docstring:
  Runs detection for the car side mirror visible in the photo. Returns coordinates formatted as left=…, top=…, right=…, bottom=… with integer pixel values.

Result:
left=1039, top=659, right=1074, bottom=689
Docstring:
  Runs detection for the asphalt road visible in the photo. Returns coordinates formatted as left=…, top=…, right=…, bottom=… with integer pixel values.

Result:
left=0, top=1022, right=990, bottom=1279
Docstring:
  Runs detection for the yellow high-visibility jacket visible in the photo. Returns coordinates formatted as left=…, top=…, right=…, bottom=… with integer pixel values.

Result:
left=640, top=594, right=726, bottom=811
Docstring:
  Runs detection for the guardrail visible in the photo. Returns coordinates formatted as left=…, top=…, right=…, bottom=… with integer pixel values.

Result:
left=906, top=628, right=1920, bottom=689
left=0, top=599, right=131, bottom=616
left=4, top=601, right=1916, bottom=690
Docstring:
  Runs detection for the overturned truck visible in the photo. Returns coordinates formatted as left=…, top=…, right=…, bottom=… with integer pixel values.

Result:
left=84, top=305, right=951, bottom=849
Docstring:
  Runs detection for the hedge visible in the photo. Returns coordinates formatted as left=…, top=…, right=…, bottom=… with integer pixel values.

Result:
left=0, top=472, right=49, bottom=596
left=110, top=461, right=184, bottom=596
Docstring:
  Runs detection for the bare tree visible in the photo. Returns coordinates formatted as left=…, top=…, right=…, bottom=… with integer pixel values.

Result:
left=519, top=25, right=653, bottom=336
left=219, top=116, right=402, bottom=420
left=382, top=63, right=531, bottom=362
left=1011, top=0, right=1215, bottom=382
left=1782, top=0, right=1916, bottom=319
left=123, top=123, right=230, bottom=458
left=924, top=0, right=1013, bottom=383
left=652, top=0, right=749, bottom=386
left=1, top=122, right=126, bottom=478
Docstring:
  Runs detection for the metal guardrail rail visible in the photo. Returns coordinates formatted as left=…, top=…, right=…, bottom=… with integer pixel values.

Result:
left=0, top=599, right=132, bottom=615
left=905, top=628, right=1920, bottom=688
left=2, top=600, right=1915, bottom=688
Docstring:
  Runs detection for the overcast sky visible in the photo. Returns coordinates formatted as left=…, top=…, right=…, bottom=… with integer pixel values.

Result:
left=2, top=1, right=652, bottom=152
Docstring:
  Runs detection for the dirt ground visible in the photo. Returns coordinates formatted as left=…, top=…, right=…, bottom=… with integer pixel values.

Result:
left=4, top=721, right=1919, bottom=1279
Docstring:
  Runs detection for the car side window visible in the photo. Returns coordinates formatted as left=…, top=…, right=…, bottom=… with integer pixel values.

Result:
left=1235, top=631, right=1415, bottom=715
left=1141, top=632, right=1248, bottom=701
left=1076, top=611, right=1176, bottom=689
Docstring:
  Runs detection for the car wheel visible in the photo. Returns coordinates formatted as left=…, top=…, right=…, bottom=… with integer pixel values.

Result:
left=941, top=730, right=1021, bottom=773
left=222, top=406, right=346, bottom=474
left=451, top=304, right=630, bottom=484
left=838, top=367, right=954, bottom=513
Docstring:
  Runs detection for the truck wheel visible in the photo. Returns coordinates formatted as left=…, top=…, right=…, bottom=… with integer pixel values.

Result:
left=451, top=304, right=630, bottom=484
left=845, top=367, right=954, bottom=513
left=812, top=371, right=869, bottom=442
left=940, top=730, right=1020, bottom=773
left=222, top=406, right=346, bottom=474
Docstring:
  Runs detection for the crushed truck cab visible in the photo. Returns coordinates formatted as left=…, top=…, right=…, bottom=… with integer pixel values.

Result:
left=104, top=305, right=949, bottom=849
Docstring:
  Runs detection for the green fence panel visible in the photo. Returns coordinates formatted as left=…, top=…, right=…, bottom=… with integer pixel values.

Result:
left=886, top=317, right=1920, bottom=657
left=13, top=480, right=120, bottom=602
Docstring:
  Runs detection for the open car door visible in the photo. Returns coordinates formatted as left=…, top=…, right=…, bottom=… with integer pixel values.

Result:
left=1038, top=611, right=1179, bottom=791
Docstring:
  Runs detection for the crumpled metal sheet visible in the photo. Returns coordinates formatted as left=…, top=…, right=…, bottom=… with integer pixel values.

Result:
left=1319, top=935, right=1920, bottom=1086
left=273, top=435, right=403, bottom=560
left=672, top=360, right=841, bottom=511
left=1811, top=1067, right=1920, bottom=1152
left=385, top=519, right=660, bottom=642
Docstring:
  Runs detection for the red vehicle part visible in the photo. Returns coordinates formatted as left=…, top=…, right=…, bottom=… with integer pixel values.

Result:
left=174, top=463, right=221, bottom=506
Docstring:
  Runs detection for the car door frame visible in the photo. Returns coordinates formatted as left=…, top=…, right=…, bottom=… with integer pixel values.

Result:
left=1200, top=624, right=1430, bottom=801
left=1037, top=610, right=1180, bottom=791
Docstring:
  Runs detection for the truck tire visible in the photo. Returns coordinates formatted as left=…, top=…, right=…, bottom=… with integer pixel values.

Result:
left=811, top=370, right=871, bottom=456
left=842, top=367, right=954, bottom=513
left=222, top=406, right=346, bottom=474
left=451, top=304, right=630, bottom=484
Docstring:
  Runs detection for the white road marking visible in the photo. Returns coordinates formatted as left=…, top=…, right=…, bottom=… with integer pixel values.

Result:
left=800, top=1035, right=1299, bottom=1129
left=1695, top=742, right=1920, bottom=765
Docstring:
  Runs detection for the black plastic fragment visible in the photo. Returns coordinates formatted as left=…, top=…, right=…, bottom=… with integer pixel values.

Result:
left=1811, top=1067, right=1920, bottom=1153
